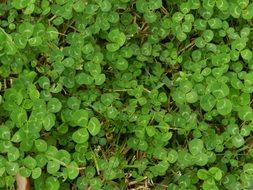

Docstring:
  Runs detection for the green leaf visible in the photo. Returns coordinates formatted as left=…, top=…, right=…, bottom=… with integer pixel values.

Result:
left=0, top=126, right=11, bottom=140
left=88, top=117, right=101, bottom=136
left=67, top=97, right=81, bottom=110
left=85, top=166, right=96, bottom=178
left=189, top=138, right=204, bottom=155
left=28, top=84, right=40, bottom=100
left=100, top=0, right=112, bottom=12
left=32, top=167, right=42, bottom=179
left=182, top=21, right=192, bottom=33
left=171, top=89, right=185, bottom=104
left=73, top=0, right=85, bottom=12
left=103, top=169, right=117, bottom=180
left=14, top=34, right=27, bottom=49
left=202, top=30, right=214, bottom=42
left=241, top=49, right=252, bottom=61
left=4, top=90, right=22, bottom=108
left=216, top=0, right=229, bottom=11
left=23, top=156, right=37, bottom=169
left=208, top=167, right=223, bottom=181
left=200, top=94, right=216, bottom=111
left=238, top=106, right=253, bottom=121
left=242, top=3, right=253, bottom=20
left=6, top=162, right=19, bottom=176
left=90, top=178, right=103, bottom=190
left=56, top=150, right=71, bottom=165
left=176, top=32, right=187, bottom=42
left=24, top=3, right=35, bottom=14
left=203, top=0, right=215, bottom=10
left=72, top=128, right=89, bottom=144
left=211, top=82, right=229, bottom=99
left=179, top=2, right=191, bottom=14
left=19, top=167, right=31, bottom=177
left=195, top=37, right=206, bottom=48
left=62, top=57, right=75, bottom=68
left=243, top=163, right=253, bottom=174
left=109, top=156, right=120, bottom=168
left=12, top=0, right=30, bottom=9
left=232, top=38, right=246, bottom=51
left=136, top=0, right=149, bottom=13
left=197, top=169, right=210, bottom=180
left=28, top=36, right=42, bottom=46
left=101, top=93, right=114, bottom=106
left=7, top=147, right=20, bottom=162
left=144, top=11, right=157, bottom=23
left=149, top=0, right=162, bottom=9
left=203, top=179, right=218, bottom=190
left=34, top=139, right=48, bottom=152
left=178, top=150, right=193, bottom=167
left=186, top=90, right=198, bottom=103
left=106, top=42, right=120, bottom=52
left=72, top=109, right=89, bottom=127
left=244, top=72, right=253, bottom=86
left=216, top=98, right=232, bottom=115
left=106, top=107, right=119, bottom=119
left=0, top=167, right=5, bottom=177
left=75, top=73, right=93, bottom=85
left=189, top=0, right=200, bottom=9
left=167, top=149, right=178, bottom=163
left=108, top=29, right=126, bottom=46
left=47, top=161, right=60, bottom=174
left=94, top=74, right=105, bottom=85
left=47, top=98, right=62, bottom=113
left=194, top=153, right=208, bottom=166
left=115, top=57, right=128, bottom=70
left=46, top=26, right=59, bottom=40
left=67, top=161, right=79, bottom=179
left=46, top=176, right=60, bottom=190
left=232, top=134, right=245, bottom=148
left=38, top=76, right=50, bottom=89
left=237, top=0, right=249, bottom=9
left=230, top=3, right=241, bottom=18
left=43, top=112, right=56, bottom=131
left=18, top=22, right=34, bottom=38
left=146, top=126, right=156, bottom=137
left=10, top=107, right=27, bottom=124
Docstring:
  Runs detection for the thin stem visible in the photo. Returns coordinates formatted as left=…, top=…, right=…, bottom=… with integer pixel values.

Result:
left=91, top=150, right=100, bottom=175
left=178, top=40, right=195, bottom=54
left=46, top=155, right=67, bottom=167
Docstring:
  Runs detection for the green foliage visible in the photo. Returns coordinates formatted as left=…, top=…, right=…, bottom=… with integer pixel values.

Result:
left=0, top=0, right=253, bottom=189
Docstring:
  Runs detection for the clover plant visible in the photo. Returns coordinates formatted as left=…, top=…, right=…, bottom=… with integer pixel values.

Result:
left=1, top=0, right=253, bottom=189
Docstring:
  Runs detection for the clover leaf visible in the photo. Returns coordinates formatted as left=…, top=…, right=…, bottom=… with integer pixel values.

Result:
left=10, top=107, right=27, bottom=124
left=200, top=94, right=216, bottom=111
left=106, top=29, right=126, bottom=52
left=46, top=176, right=60, bottom=190
left=238, top=106, right=253, bottom=121
left=7, top=147, right=19, bottom=162
left=75, top=73, right=93, bottom=85
left=72, top=128, right=89, bottom=144
left=31, top=167, right=42, bottom=179
left=216, top=98, right=232, bottom=115
left=34, top=139, right=48, bottom=152
left=88, top=117, right=101, bottom=136
left=189, top=138, right=204, bottom=155
left=72, top=109, right=89, bottom=127
left=47, top=98, right=62, bottom=113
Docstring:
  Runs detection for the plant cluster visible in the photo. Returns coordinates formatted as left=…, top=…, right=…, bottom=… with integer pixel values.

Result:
left=1, top=0, right=253, bottom=189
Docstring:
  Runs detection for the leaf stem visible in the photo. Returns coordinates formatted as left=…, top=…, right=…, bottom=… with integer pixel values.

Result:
left=46, top=154, right=67, bottom=167
left=91, top=150, right=100, bottom=175
left=178, top=40, right=195, bottom=54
